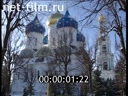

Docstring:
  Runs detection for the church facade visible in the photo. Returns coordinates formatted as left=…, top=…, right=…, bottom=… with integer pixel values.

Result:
left=11, top=10, right=115, bottom=96
left=11, top=10, right=85, bottom=96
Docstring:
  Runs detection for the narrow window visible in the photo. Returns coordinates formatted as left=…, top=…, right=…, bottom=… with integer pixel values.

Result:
left=35, top=38, right=37, bottom=46
left=103, top=62, right=108, bottom=70
left=102, top=45, right=107, bottom=53
left=17, top=72, right=20, bottom=80
left=24, top=72, right=28, bottom=82
left=38, top=71, right=40, bottom=79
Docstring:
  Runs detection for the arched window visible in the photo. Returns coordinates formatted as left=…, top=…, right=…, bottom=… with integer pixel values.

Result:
left=102, top=45, right=107, bottom=53
left=35, top=38, right=37, bottom=46
left=24, top=72, right=28, bottom=82
left=37, top=71, right=40, bottom=79
left=16, top=72, right=20, bottom=80
left=103, top=62, right=108, bottom=70
left=102, top=37, right=105, bottom=41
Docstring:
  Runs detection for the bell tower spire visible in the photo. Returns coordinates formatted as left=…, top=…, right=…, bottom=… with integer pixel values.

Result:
left=96, top=14, right=115, bottom=80
left=98, top=14, right=108, bottom=37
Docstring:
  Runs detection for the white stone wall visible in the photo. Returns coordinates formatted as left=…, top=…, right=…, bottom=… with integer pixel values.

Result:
left=11, top=57, right=48, bottom=96
left=57, top=27, right=78, bottom=47
left=11, top=54, right=84, bottom=96
left=47, top=24, right=58, bottom=48
left=25, top=32, right=44, bottom=50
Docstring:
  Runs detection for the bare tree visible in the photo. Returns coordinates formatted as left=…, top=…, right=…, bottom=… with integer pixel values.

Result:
left=47, top=57, right=66, bottom=96
left=73, top=0, right=126, bottom=59
left=114, top=33, right=126, bottom=96
left=56, top=30, right=73, bottom=96
left=114, top=54, right=126, bottom=96
left=47, top=58, right=58, bottom=96
left=1, top=0, right=34, bottom=62
left=48, top=28, right=78, bottom=95
left=1, top=0, right=34, bottom=92
left=1, top=0, right=53, bottom=94
left=77, top=37, right=98, bottom=95
left=23, top=65, right=37, bottom=96
left=2, top=32, right=27, bottom=95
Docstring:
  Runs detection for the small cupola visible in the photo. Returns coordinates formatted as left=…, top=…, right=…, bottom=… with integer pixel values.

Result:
left=26, top=15, right=45, bottom=34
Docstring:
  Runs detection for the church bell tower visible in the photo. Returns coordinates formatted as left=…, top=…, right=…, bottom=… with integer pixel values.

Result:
left=96, top=14, right=115, bottom=80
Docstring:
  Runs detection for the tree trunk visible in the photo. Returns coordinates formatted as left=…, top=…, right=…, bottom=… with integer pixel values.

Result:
left=7, top=72, right=11, bottom=95
left=47, top=83, right=51, bottom=96
left=64, top=63, right=69, bottom=96
left=89, top=71, right=93, bottom=95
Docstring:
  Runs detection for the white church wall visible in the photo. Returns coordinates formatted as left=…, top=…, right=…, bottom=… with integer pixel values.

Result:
left=11, top=57, right=49, bottom=96
left=25, top=32, right=44, bottom=50
left=68, top=54, right=83, bottom=76
left=48, top=24, right=58, bottom=48
left=57, top=27, right=78, bottom=47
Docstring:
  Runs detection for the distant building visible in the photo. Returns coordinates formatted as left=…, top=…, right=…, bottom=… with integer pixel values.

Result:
left=96, top=14, right=115, bottom=80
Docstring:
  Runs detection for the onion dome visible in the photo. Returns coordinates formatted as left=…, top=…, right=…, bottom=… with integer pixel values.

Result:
left=98, top=14, right=105, bottom=22
left=46, top=10, right=63, bottom=27
left=36, top=47, right=52, bottom=57
left=57, top=10, right=78, bottom=29
left=26, top=15, right=45, bottom=34
left=77, top=32, right=85, bottom=42
left=43, top=35, right=48, bottom=44
left=19, top=48, right=33, bottom=58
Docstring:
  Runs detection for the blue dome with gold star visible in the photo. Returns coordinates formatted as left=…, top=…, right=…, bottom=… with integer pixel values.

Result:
left=57, top=10, right=78, bottom=29
left=77, top=32, right=85, bottom=42
left=26, top=15, right=45, bottom=34
left=43, top=35, right=48, bottom=44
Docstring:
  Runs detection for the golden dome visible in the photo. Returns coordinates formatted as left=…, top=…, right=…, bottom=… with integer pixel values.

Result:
left=46, top=11, right=63, bottom=27
left=98, top=14, right=105, bottom=21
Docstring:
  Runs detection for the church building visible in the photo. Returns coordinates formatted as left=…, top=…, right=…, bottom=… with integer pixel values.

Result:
left=11, top=10, right=115, bottom=96
left=96, top=14, right=115, bottom=80
left=11, top=10, right=85, bottom=96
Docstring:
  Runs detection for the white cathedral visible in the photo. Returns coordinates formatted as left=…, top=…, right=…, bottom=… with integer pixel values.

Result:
left=11, top=10, right=115, bottom=96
